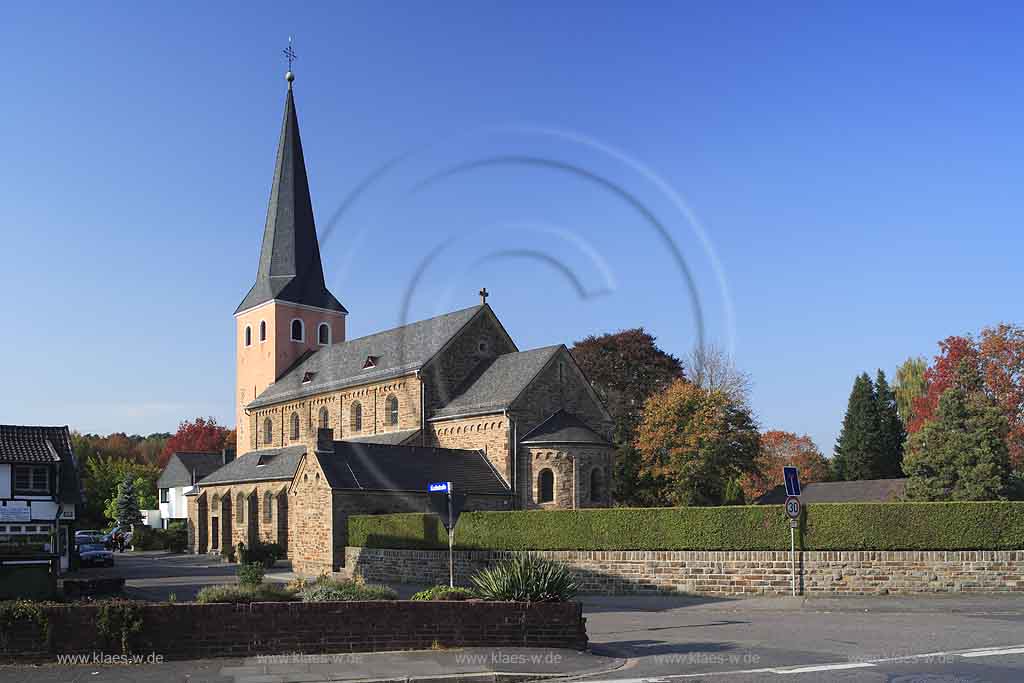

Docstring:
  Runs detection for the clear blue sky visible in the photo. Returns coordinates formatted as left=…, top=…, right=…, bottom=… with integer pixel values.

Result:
left=2, top=3, right=1021, bottom=455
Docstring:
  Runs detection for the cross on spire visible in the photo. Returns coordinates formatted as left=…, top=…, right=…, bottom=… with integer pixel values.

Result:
left=479, top=287, right=489, bottom=304
left=283, top=37, right=297, bottom=88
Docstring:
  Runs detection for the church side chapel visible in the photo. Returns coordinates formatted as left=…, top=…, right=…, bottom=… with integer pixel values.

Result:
left=187, top=66, right=614, bottom=574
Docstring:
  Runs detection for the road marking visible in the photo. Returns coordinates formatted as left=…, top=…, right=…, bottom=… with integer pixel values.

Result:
left=769, top=662, right=875, bottom=674
left=961, top=646, right=1024, bottom=658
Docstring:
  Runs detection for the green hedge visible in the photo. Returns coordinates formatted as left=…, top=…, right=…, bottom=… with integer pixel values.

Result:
left=348, top=501, right=1024, bottom=552
left=802, top=501, right=1024, bottom=551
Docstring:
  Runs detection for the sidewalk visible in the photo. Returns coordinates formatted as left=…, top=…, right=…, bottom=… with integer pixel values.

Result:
left=0, top=648, right=623, bottom=683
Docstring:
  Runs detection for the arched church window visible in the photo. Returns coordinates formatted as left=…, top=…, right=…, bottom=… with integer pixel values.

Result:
left=291, top=319, right=304, bottom=342
left=538, top=469, right=554, bottom=503
left=244, top=326, right=252, bottom=347
left=590, top=467, right=605, bottom=502
left=263, top=492, right=273, bottom=523
left=263, top=418, right=273, bottom=444
left=290, top=412, right=300, bottom=440
left=350, top=402, right=362, bottom=432
left=236, top=493, right=245, bottom=523
left=259, top=321, right=267, bottom=342
left=318, top=323, right=330, bottom=345
left=386, top=395, right=399, bottom=425
left=319, top=407, right=330, bottom=431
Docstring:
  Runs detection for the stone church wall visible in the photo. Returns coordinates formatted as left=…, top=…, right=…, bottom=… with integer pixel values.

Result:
left=421, top=309, right=517, bottom=413
left=426, top=415, right=511, bottom=484
left=248, top=374, right=423, bottom=453
left=187, top=480, right=290, bottom=556
left=519, top=445, right=614, bottom=509
left=509, top=347, right=613, bottom=440
left=288, top=454, right=337, bottom=575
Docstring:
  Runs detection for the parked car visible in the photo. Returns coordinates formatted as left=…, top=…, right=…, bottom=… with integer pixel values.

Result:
left=77, top=543, right=114, bottom=567
left=75, top=529, right=103, bottom=539
left=75, top=533, right=104, bottom=545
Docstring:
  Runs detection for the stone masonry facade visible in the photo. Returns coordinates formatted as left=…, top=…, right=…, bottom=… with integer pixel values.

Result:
left=344, top=547, right=1024, bottom=596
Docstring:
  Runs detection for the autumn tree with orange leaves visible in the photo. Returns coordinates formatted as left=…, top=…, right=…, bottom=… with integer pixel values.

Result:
left=741, top=430, right=830, bottom=501
left=634, top=380, right=760, bottom=506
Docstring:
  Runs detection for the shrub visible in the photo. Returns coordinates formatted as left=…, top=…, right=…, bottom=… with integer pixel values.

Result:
left=219, top=545, right=236, bottom=563
left=410, top=585, right=475, bottom=601
left=298, top=577, right=397, bottom=602
left=195, top=583, right=296, bottom=604
left=246, top=541, right=285, bottom=568
left=470, top=555, right=577, bottom=602
left=237, top=563, right=265, bottom=587
left=349, top=502, right=1024, bottom=552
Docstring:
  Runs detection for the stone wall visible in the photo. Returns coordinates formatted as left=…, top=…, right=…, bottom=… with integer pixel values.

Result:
left=427, top=415, right=511, bottom=483
left=519, top=445, right=614, bottom=509
left=344, top=547, right=1024, bottom=596
left=0, top=601, right=587, bottom=661
left=188, top=482, right=289, bottom=556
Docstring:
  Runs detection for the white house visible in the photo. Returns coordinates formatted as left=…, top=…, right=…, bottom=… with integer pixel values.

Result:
left=0, top=425, right=84, bottom=579
left=155, top=451, right=231, bottom=528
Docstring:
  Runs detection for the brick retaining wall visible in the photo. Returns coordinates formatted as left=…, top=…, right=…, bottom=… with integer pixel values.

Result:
left=0, top=601, right=587, bottom=661
left=344, top=547, right=1024, bottom=595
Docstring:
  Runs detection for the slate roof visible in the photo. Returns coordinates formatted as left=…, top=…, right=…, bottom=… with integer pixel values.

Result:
left=0, top=425, right=83, bottom=504
left=315, top=442, right=511, bottom=496
left=236, top=85, right=345, bottom=315
left=158, top=452, right=226, bottom=488
left=197, top=446, right=306, bottom=486
left=249, top=305, right=485, bottom=408
left=430, top=346, right=561, bottom=419
left=755, top=478, right=908, bottom=505
left=519, top=410, right=610, bottom=445
left=345, top=429, right=421, bottom=446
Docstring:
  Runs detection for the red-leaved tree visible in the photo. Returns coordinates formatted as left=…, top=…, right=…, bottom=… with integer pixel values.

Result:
left=159, top=417, right=232, bottom=468
left=742, top=430, right=830, bottom=501
left=910, top=326, right=1024, bottom=469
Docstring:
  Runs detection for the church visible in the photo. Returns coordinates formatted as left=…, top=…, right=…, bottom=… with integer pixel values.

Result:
left=187, top=69, right=614, bottom=574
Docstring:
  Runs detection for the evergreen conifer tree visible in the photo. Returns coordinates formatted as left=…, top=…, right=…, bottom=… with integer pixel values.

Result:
left=875, top=370, right=906, bottom=477
left=903, top=361, right=1011, bottom=500
left=833, top=373, right=884, bottom=480
left=115, top=475, right=143, bottom=529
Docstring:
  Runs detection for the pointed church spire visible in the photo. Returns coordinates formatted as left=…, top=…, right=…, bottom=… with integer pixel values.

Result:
left=236, top=68, right=346, bottom=315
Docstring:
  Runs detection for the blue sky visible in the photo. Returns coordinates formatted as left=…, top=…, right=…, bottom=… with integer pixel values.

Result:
left=2, top=3, right=1021, bottom=454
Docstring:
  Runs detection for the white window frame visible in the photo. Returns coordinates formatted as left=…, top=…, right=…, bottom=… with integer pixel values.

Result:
left=290, top=319, right=305, bottom=343
left=13, top=466, right=50, bottom=495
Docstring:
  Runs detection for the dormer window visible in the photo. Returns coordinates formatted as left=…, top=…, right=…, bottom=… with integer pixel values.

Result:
left=318, top=323, right=331, bottom=345
left=291, top=319, right=305, bottom=342
left=302, top=371, right=315, bottom=384
left=363, top=355, right=378, bottom=369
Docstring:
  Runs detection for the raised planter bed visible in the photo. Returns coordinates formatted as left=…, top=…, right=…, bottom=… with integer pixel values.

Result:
left=0, top=600, right=587, bottom=661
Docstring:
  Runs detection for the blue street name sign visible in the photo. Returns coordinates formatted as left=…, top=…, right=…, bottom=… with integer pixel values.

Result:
left=783, top=466, right=801, bottom=497
left=428, top=481, right=450, bottom=493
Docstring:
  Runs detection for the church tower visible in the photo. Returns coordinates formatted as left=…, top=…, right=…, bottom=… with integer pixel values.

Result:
left=234, top=69, right=347, bottom=455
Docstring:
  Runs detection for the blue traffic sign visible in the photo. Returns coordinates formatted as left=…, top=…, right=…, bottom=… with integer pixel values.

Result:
left=783, top=466, right=801, bottom=497
left=428, top=481, right=451, bottom=493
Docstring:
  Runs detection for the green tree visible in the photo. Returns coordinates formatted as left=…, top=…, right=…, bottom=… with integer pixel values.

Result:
left=571, top=328, right=684, bottom=506
left=84, top=455, right=160, bottom=527
left=875, top=370, right=906, bottom=477
left=634, top=380, right=760, bottom=506
left=894, top=357, right=928, bottom=428
left=114, top=475, right=143, bottom=528
left=833, top=373, right=883, bottom=480
left=903, top=362, right=1011, bottom=501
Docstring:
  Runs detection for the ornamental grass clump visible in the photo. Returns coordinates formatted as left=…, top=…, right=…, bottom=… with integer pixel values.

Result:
left=470, top=554, right=577, bottom=602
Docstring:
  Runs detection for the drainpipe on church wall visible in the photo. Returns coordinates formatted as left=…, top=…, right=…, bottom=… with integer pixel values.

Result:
left=571, top=454, right=577, bottom=510
left=417, top=371, right=426, bottom=446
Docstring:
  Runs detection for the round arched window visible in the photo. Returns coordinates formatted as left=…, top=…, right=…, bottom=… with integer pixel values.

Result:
left=290, top=412, right=300, bottom=440
left=538, top=469, right=555, bottom=503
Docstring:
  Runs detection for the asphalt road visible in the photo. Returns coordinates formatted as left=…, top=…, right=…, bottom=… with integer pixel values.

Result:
left=8, top=553, right=1024, bottom=681
left=582, top=593, right=1024, bottom=682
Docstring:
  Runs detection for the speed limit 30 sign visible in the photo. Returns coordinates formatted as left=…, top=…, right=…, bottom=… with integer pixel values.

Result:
left=785, top=495, right=801, bottom=520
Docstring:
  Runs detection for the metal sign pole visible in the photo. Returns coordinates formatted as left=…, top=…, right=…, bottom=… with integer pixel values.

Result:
left=790, top=525, right=796, bottom=597
left=447, top=482, right=454, bottom=588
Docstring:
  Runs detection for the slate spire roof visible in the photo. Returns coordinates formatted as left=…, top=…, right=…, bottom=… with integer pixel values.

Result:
left=236, top=81, right=346, bottom=315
